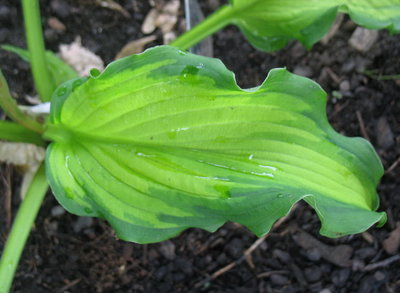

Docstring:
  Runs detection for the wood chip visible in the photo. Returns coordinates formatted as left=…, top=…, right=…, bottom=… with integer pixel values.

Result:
left=292, top=229, right=353, bottom=267
left=321, top=13, right=344, bottom=44
left=95, top=0, right=130, bottom=18
left=361, top=232, right=375, bottom=244
left=58, top=37, right=104, bottom=76
left=142, top=8, right=158, bottom=34
left=363, top=254, right=400, bottom=272
left=141, top=0, right=180, bottom=41
left=383, top=222, right=400, bottom=255
left=47, top=17, right=66, bottom=32
left=376, top=116, right=394, bottom=150
left=349, top=27, right=379, bottom=52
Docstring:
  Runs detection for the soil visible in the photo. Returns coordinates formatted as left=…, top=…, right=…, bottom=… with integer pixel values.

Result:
left=0, top=0, right=399, bottom=292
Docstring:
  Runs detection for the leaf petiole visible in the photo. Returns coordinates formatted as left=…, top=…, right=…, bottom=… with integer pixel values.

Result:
left=0, top=70, right=44, bottom=134
left=0, top=121, right=44, bottom=146
left=170, top=5, right=232, bottom=50
left=0, top=163, right=48, bottom=293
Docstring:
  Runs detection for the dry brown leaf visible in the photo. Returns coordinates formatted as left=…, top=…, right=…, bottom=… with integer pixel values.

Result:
left=163, top=31, right=176, bottom=44
left=141, top=0, right=180, bottom=40
left=142, top=9, right=159, bottom=34
left=156, top=0, right=180, bottom=34
left=47, top=17, right=66, bottom=32
left=0, top=142, right=45, bottom=167
left=95, top=0, right=130, bottom=18
left=58, top=37, right=104, bottom=77
left=0, top=142, right=45, bottom=198
left=383, top=222, right=400, bottom=255
left=115, top=35, right=157, bottom=59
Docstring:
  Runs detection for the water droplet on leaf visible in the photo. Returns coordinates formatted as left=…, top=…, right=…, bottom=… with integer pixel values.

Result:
left=57, top=86, right=68, bottom=97
left=72, top=79, right=83, bottom=90
left=90, top=68, right=101, bottom=78
left=214, top=185, right=231, bottom=199
left=65, top=188, right=74, bottom=199
left=84, top=207, right=93, bottom=214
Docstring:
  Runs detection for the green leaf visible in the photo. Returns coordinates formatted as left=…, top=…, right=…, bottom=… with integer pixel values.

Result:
left=227, top=0, right=400, bottom=51
left=1, top=45, right=78, bottom=87
left=44, top=46, right=385, bottom=244
left=0, top=69, right=44, bottom=134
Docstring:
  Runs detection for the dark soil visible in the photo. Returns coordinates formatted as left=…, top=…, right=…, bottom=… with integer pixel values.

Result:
left=1, top=0, right=399, bottom=292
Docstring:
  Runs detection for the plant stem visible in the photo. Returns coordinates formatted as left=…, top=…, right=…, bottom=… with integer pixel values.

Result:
left=22, top=0, right=55, bottom=102
left=0, top=163, right=48, bottom=293
left=362, top=70, right=400, bottom=81
left=170, top=5, right=233, bottom=50
left=0, top=70, right=44, bottom=134
left=0, top=121, right=44, bottom=146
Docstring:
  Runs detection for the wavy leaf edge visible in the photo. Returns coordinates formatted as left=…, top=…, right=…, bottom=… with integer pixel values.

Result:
left=227, top=0, right=400, bottom=51
left=45, top=46, right=386, bottom=244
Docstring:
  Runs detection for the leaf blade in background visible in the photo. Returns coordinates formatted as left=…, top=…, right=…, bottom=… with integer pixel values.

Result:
left=227, top=0, right=400, bottom=51
left=44, top=46, right=385, bottom=243
left=1, top=44, right=78, bottom=87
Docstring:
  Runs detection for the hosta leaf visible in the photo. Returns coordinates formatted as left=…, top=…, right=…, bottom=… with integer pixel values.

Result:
left=44, top=46, right=385, bottom=243
left=1, top=45, right=78, bottom=87
left=226, top=0, right=400, bottom=51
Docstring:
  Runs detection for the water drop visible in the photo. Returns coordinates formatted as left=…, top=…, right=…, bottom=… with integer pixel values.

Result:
left=180, top=65, right=200, bottom=80
left=214, top=185, right=231, bottom=199
left=57, top=86, right=68, bottom=97
left=259, top=165, right=277, bottom=171
left=84, top=207, right=93, bottom=214
left=72, top=79, right=83, bottom=90
left=251, top=171, right=274, bottom=178
left=90, top=68, right=101, bottom=78
left=136, top=152, right=155, bottom=158
left=65, top=191, right=74, bottom=199
left=276, top=194, right=284, bottom=198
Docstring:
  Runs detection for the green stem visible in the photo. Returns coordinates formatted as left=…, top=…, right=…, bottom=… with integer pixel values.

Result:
left=0, top=121, right=44, bottom=146
left=0, top=163, right=48, bottom=293
left=170, top=5, right=233, bottom=50
left=0, top=71, right=44, bottom=134
left=22, top=0, right=55, bottom=102
left=362, top=70, right=400, bottom=81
